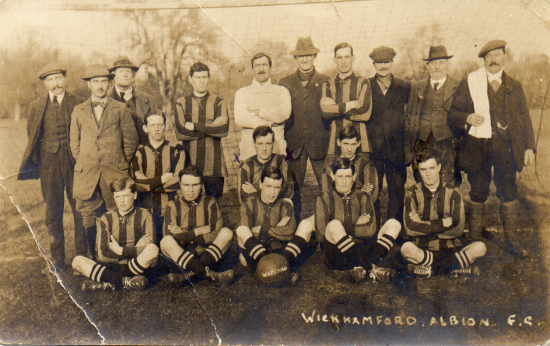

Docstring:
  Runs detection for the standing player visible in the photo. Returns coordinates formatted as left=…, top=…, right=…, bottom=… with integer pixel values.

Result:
left=317, top=158, right=401, bottom=283
left=160, top=166, right=234, bottom=286
left=320, top=126, right=378, bottom=203
left=174, top=62, right=229, bottom=199
left=402, top=149, right=486, bottom=277
left=236, top=166, right=314, bottom=285
left=238, top=125, right=293, bottom=204
left=72, top=177, right=159, bottom=290
left=131, top=112, right=188, bottom=241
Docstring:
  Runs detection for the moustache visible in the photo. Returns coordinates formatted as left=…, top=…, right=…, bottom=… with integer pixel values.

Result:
left=490, top=62, right=500, bottom=66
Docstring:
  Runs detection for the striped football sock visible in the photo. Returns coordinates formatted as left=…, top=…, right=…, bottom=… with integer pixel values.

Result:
left=128, top=257, right=147, bottom=276
left=89, top=263, right=123, bottom=285
left=200, top=244, right=224, bottom=268
left=242, top=237, right=267, bottom=267
left=281, top=235, right=308, bottom=262
left=176, top=250, right=206, bottom=277
left=367, top=234, right=396, bottom=265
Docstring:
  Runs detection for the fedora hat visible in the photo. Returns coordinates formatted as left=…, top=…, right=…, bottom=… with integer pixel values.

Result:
left=423, top=45, right=454, bottom=61
left=109, top=55, right=139, bottom=72
left=290, top=37, right=320, bottom=56
left=82, top=65, right=115, bottom=81
left=37, top=62, right=68, bottom=80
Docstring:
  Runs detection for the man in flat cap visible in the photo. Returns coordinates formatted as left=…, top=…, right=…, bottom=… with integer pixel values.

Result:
left=70, top=65, right=139, bottom=260
left=18, top=63, right=85, bottom=271
left=449, top=40, right=536, bottom=257
left=368, top=46, right=410, bottom=229
left=405, top=45, right=461, bottom=186
left=234, top=53, right=292, bottom=161
left=280, top=37, right=330, bottom=221
left=109, top=55, right=158, bottom=144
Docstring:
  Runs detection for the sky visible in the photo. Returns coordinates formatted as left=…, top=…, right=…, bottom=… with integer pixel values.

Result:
left=0, top=0, right=549, bottom=76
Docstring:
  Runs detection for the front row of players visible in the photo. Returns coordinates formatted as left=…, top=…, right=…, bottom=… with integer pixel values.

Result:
left=73, top=147, right=485, bottom=291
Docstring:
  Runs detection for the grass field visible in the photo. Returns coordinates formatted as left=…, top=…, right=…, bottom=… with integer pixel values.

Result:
left=1, top=114, right=550, bottom=345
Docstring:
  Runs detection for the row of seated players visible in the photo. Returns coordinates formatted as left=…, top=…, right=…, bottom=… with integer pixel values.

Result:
left=72, top=149, right=487, bottom=290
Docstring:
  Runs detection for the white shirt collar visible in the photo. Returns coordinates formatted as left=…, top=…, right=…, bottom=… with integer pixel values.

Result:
left=115, top=85, right=133, bottom=99
left=487, top=68, right=503, bottom=83
left=430, top=76, right=447, bottom=90
left=252, top=77, right=272, bottom=89
left=49, top=90, right=65, bottom=104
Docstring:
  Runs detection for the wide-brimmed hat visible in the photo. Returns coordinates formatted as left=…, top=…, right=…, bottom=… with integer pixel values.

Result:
left=423, top=45, right=454, bottom=61
left=290, top=37, right=320, bottom=56
left=37, top=62, right=68, bottom=80
left=82, top=65, right=115, bottom=81
left=108, top=55, right=139, bottom=72
left=369, top=46, right=396, bottom=62
left=478, top=39, right=507, bottom=58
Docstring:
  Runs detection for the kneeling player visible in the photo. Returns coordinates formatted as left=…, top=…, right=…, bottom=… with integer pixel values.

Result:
left=72, top=177, right=159, bottom=290
left=317, top=158, right=401, bottom=283
left=401, top=149, right=486, bottom=278
left=160, top=166, right=233, bottom=286
left=236, top=166, right=314, bottom=286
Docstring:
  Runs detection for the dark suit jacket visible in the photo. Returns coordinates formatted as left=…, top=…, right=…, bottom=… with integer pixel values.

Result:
left=449, top=71, right=536, bottom=172
left=109, top=87, right=158, bottom=144
left=18, top=92, right=85, bottom=180
left=280, top=70, right=331, bottom=160
left=368, top=75, right=411, bottom=166
left=405, top=76, right=459, bottom=164
left=70, top=97, right=139, bottom=200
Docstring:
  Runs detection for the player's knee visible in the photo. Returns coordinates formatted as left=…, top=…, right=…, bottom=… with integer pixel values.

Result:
left=325, top=220, right=345, bottom=244
left=239, top=252, right=248, bottom=267
left=381, top=218, right=402, bottom=238
left=142, top=243, right=159, bottom=260
left=296, top=219, right=313, bottom=241
left=236, top=226, right=252, bottom=243
left=472, top=241, right=487, bottom=257
left=217, top=227, right=234, bottom=245
left=72, top=256, right=86, bottom=271
left=400, top=242, right=418, bottom=259
left=160, top=235, right=176, bottom=253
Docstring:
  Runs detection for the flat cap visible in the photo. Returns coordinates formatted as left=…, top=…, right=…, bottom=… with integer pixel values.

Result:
left=478, top=39, right=507, bottom=58
left=109, top=55, right=139, bottom=72
left=37, top=62, right=68, bottom=80
left=369, top=46, right=396, bottom=62
left=82, top=65, right=115, bottom=81
left=290, top=37, right=320, bottom=56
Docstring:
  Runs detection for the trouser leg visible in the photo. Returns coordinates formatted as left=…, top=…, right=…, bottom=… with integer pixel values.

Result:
left=372, top=156, right=385, bottom=230
left=288, top=151, right=308, bottom=221
left=77, top=184, right=106, bottom=261
left=385, top=158, right=406, bottom=226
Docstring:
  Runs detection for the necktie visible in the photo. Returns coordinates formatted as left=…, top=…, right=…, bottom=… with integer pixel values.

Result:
left=119, top=213, right=131, bottom=243
left=91, top=100, right=107, bottom=108
left=188, top=201, right=197, bottom=230
left=259, top=204, right=272, bottom=243
left=433, top=82, right=439, bottom=90
left=342, top=194, right=353, bottom=233
left=120, top=92, right=125, bottom=101
left=490, top=80, right=501, bottom=92
left=53, top=96, right=59, bottom=107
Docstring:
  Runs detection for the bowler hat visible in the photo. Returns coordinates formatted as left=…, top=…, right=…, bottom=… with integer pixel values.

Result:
left=290, top=37, right=320, bottom=56
left=369, top=46, right=396, bottom=62
left=37, top=62, right=68, bottom=80
left=82, top=65, right=115, bottom=81
left=109, top=55, right=139, bottom=72
left=423, top=45, right=454, bottom=61
left=478, top=39, right=507, bottom=58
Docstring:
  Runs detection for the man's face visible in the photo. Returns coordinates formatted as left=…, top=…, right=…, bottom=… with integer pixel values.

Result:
left=87, top=77, right=110, bottom=98
left=295, top=54, right=316, bottom=72
left=337, top=138, right=360, bottom=159
left=334, top=47, right=354, bottom=74
left=114, top=67, right=134, bottom=88
left=253, top=57, right=271, bottom=83
left=180, top=174, right=202, bottom=202
left=427, top=59, right=449, bottom=81
left=254, top=134, right=274, bottom=161
left=144, top=115, right=165, bottom=142
left=189, top=71, right=210, bottom=93
left=260, top=177, right=282, bottom=204
left=484, top=48, right=505, bottom=74
left=418, top=158, right=441, bottom=187
left=113, top=188, right=136, bottom=214
left=43, top=73, right=66, bottom=96
left=374, top=60, right=393, bottom=77
left=333, top=168, right=355, bottom=194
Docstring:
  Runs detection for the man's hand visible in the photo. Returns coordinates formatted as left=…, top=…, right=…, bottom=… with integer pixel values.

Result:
left=184, top=122, right=195, bottom=131
left=466, top=113, right=485, bottom=126
left=356, top=213, right=371, bottom=225
left=168, top=224, right=185, bottom=234
left=193, top=225, right=211, bottom=236
left=209, top=116, right=227, bottom=126
left=277, top=216, right=290, bottom=227
left=134, top=171, right=147, bottom=180
left=135, top=234, right=153, bottom=247
left=524, top=149, right=535, bottom=167
left=320, top=97, right=336, bottom=106
left=442, top=217, right=453, bottom=228
left=108, top=235, right=123, bottom=256
left=361, top=183, right=374, bottom=194
left=251, top=225, right=262, bottom=236
left=409, top=212, right=421, bottom=223
left=161, top=172, right=174, bottom=184
left=242, top=182, right=257, bottom=194
left=347, top=100, right=360, bottom=110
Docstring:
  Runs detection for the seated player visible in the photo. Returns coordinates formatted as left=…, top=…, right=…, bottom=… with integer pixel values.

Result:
left=72, top=177, right=159, bottom=290
left=238, top=125, right=293, bottom=204
left=131, top=112, right=187, bottom=240
left=401, top=149, right=486, bottom=277
left=236, top=166, right=314, bottom=286
left=317, top=157, right=401, bottom=283
left=321, top=126, right=378, bottom=202
left=160, top=165, right=234, bottom=286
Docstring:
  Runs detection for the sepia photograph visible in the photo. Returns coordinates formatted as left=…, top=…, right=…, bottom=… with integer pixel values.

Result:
left=1, top=0, right=550, bottom=344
